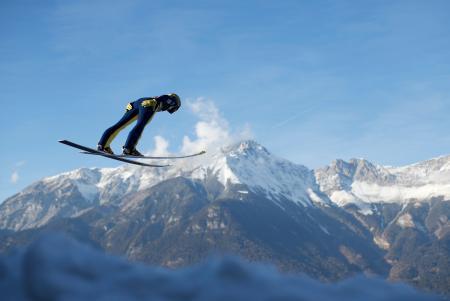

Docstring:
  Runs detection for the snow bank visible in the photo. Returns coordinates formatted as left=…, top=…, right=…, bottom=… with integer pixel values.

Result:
left=0, top=234, right=440, bottom=301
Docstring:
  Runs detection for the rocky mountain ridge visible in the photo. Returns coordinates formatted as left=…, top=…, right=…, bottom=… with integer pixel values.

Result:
left=0, top=140, right=449, bottom=296
left=0, top=140, right=330, bottom=231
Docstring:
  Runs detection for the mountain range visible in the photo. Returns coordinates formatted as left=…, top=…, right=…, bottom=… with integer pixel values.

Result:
left=0, top=140, right=449, bottom=296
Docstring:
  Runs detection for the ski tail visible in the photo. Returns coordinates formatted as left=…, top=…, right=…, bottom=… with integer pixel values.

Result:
left=58, top=140, right=170, bottom=168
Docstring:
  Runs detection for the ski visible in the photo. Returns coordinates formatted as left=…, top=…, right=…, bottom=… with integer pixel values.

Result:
left=80, top=150, right=206, bottom=159
left=58, top=140, right=170, bottom=168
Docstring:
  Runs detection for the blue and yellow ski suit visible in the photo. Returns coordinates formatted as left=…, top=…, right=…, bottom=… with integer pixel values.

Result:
left=98, top=95, right=174, bottom=150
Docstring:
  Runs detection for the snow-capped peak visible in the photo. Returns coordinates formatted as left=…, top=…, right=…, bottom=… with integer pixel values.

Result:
left=190, top=140, right=326, bottom=206
left=222, top=140, right=270, bottom=157
left=315, top=155, right=450, bottom=213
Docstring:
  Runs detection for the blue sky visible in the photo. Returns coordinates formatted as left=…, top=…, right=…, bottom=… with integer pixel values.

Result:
left=1, top=0, right=450, bottom=202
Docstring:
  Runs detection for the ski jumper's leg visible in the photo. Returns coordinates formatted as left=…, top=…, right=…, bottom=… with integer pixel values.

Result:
left=124, top=100, right=156, bottom=150
left=98, top=103, right=138, bottom=147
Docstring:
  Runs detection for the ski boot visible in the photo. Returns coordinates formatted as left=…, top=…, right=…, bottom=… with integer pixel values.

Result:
left=97, top=145, right=114, bottom=155
left=123, top=147, right=143, bottom=157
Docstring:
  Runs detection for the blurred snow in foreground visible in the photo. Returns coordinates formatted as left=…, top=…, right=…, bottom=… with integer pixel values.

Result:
left=0, top=234, right=440, bottom=301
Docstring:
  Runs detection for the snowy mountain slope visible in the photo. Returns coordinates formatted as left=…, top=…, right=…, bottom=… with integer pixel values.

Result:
left=0, top=166, right=170, bottom=231
left=315, top=157, right=450, bottom=295
left=189, top=141, right=328, bottom=206
left=0, top=175, right=390, bottom=281
left=315, top=156, right=450, bottom=210
left=0, top=140, right=329, bottom=231
left=2, top=141, right=449, bottom=231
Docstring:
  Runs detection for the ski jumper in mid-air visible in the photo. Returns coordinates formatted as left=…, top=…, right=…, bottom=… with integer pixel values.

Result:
left=97, top=93, right=181, bottom=157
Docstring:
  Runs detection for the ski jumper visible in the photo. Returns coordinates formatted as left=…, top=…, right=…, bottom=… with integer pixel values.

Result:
left=98, top=95, right=174, bottom=150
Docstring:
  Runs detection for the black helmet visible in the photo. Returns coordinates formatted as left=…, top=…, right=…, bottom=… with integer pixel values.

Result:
left=167, top=93, right=181, bottom=114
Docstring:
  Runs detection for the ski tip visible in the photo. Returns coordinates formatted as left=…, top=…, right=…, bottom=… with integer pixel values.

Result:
left=200, top=150, right=207, bottom=155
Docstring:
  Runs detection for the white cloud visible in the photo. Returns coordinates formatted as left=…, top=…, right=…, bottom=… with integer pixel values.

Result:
left=151, top=136, right=170, bottom=156
left=148, top=97, right=253, bottom=169
left=11, top=171, right=19, bottom=184
left=181, top=98, right=252, bottom=155
left=10, top=161, right=26, bottom=185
